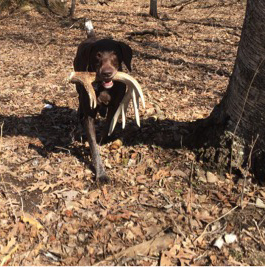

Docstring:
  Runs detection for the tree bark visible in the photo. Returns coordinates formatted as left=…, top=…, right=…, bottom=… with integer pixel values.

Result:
left=184, top=0, right=265, bottom=180
left=69, top=0, right=76, bottom=17
left=149, top=0, right=159, bottom=19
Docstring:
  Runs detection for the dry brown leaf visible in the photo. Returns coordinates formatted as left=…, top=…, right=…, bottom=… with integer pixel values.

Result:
left=213, top=191, right=231, bottom=207
left=160, top=244, right=181, bottom=266
left=176, top=248, right=196, bottom=266
left=19, top=212, right=43, bottom=230
left=136, top=175, right=147, bottom=184
left=160, top=251, right=173, bottom=266
left=124, top=229, right=136, bottom=241
left=1, top=237, right=16, bottom=255
left=107, top=210, right=138, bottom=222
left=195, top=210, right=215, bottom=223
left=102, top=186, right=109, bottom=200
left=26, top=181, right=63, bottom=193
left=152, top=169, right=170, bottom=181
left=0, top=244, right=19, bottom=266
left=130, top=224, right=144, bottom=239
left=30, top=225, right=38, bottom=239
left=65, top=210, right=74, bottom=217
left=110, top=139, right=122, bottom=150
left=95, top=233, right=175, bottom=266
left=210, top=254, right=217, bottom=265
left=259, top=190, right=265, bottom=199
left=17, top=222, right=26, bottom=235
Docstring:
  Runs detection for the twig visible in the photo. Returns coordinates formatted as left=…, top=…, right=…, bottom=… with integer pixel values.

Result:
left=242, top=228, right=260, bottom=244
left=240, top=134, right=259, bottom=207
left=169, top=215, right=186, bottom=239
left=127, top=29, right=171, bottom=37
left=174, top=0, right=198, bottom=12
left=193, top=251, right=208, bottom=264
left=0, top=122, right=3, bottom=152
left=194, top=205, right=238, bottom=243
left=258, top=213, right=265, bottom=227
left=253, top=219, right=265, bottom=245
left=188, top=160, right=194, bottom=216
left=0, top=180, right=24, bottom=221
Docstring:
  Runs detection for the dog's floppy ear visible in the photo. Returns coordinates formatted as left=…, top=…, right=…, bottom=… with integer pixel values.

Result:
left=74, top=42, right=95, bottom=71
left=118, top=42, right=132, bottom=72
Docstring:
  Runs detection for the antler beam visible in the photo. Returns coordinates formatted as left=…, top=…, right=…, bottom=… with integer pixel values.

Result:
left=69, top=72, right=97, bottom=109
left=69, top=71, right=145, bottom=135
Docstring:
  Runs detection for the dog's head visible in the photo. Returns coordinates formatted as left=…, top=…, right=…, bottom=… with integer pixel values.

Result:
left=87, top=39, right=132, bottom=89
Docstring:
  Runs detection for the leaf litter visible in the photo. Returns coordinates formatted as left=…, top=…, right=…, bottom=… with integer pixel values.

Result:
left=0, top=0, right=265, bottom=265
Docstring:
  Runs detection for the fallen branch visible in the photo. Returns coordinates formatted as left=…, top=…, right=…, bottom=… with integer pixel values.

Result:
left=94, top=233, right=176, bottom=265
left=127, top=29, right=171, bottom=37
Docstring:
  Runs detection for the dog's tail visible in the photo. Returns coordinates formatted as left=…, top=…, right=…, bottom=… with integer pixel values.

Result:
left=84, top=19, right=95, bottom=38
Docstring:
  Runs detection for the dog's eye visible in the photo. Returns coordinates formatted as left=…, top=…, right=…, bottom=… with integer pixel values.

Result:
left=96, top=52, right=102, bottom=58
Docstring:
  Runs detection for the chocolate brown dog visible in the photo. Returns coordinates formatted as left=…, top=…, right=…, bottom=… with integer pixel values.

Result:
left=73, top=22, right=132, bottom=184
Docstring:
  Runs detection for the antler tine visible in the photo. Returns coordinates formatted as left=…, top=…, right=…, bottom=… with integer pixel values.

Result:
left=108, top=87, right=132, bottom=135
left=113, top=72, right=145, bottom=109
left=132, top=88, right=140, bottom=127
left=108, top=72, right=145, bottom=135
left=69, top=72, right=97, bottom=109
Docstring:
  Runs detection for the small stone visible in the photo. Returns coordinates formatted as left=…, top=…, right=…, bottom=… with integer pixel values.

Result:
left=170, top=169, right=187, bottom=178
left=78, top=233, right=86, bottom=243
left=213, top=236, right=224, bottom=249
left=256, top=198, right=265, bottom=209
left=110, top=139, right=122, bottom=150
left=206, top=171, right=218, bottom=183
left=224, top=233, right=237, bottom=244
left=196, top=169, right=207, bottom=183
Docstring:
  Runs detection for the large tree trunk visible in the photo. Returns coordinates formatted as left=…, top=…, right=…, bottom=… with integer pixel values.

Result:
left=185, top=0, right=265, bottom=180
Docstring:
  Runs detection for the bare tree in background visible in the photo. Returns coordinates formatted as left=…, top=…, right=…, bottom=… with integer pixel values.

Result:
left=43, top=0, right=76, bottom=17
left=69, top=0, right=76, bottom=17
left=149, top=0, right=158, bottom=18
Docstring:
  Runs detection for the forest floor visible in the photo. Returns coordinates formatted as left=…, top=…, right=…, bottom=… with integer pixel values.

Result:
left=1, top=0, right=265, bottom=265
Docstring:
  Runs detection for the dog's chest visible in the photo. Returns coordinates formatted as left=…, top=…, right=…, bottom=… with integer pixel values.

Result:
left=93, top=83, right=113, bottom=106
left=97, top=90, right=111, bottom=105
left=94, top=82, right=125, bottom=107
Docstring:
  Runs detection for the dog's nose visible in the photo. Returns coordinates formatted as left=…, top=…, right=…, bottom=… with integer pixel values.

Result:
left=101, top=70, right=113, bottom=78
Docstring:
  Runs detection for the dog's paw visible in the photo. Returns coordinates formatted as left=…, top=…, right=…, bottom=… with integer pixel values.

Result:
left=97, top=174, right=111, bottom=185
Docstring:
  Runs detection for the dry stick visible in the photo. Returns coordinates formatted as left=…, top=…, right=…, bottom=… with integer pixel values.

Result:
left=0, top=122, right=3, bottom=152
left=253, top=219, right=265, bottom=245
left=230, top=59, right=265, bottom=175
left=174, top=0, right=198, bottom=12
left=3, top=181, right=24, bottom=213
left=169, top=215, right=186, bottom=239
left=194, top=205, right=238, bottom=243
left=0, top=180, right=24, bottom=222
left=242, top=228, right=260, bottom=244
left=188, top=160, right=194, bottom=215
left=258, top=213, right=265, bottom=227
left=240, top=134, right=259, bottom=207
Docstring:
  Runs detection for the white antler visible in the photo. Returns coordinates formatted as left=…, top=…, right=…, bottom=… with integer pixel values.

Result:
left=108, top=72, right=145, bottom=135
left=69, top=71, right=145, bottom=135
left=69, top=72, right=97, bottom=109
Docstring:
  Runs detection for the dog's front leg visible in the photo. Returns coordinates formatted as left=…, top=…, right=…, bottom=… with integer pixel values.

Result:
left=84, top=116, right=110, bottom=184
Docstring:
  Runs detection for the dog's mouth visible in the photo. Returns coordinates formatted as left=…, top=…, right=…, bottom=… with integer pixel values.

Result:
left=97, top=70, right=117, bottom=89
left=102, top=80, right=114, bottom=89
